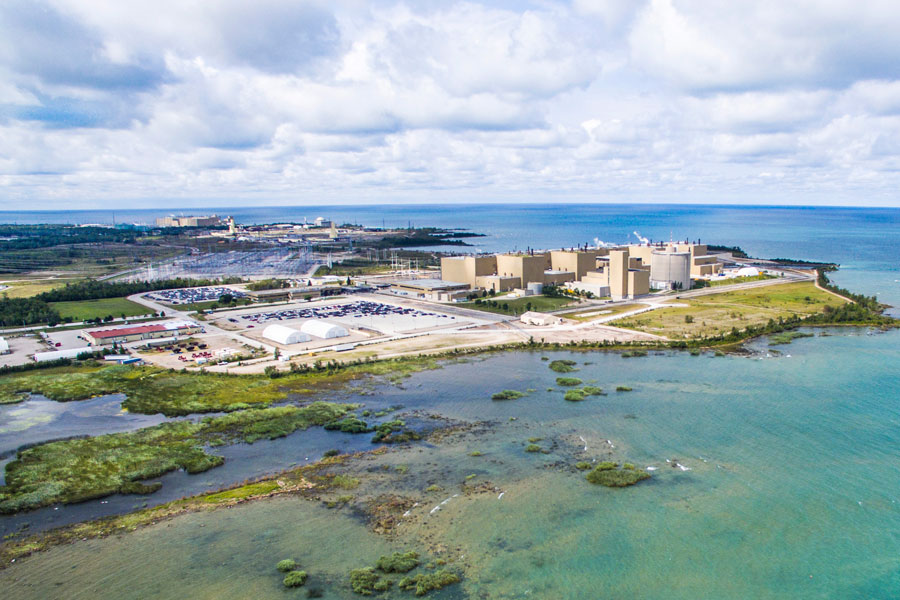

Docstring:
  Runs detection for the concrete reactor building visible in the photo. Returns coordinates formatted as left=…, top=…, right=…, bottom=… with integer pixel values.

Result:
left=650, top=249, right=691, bottom=291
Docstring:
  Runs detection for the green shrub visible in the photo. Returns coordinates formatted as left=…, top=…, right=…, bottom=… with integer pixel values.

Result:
left=585, top=463, right=650, bottom=487
left=616, top=386, right=632, bottom=392
left=469, top=451, right=482, bottom=457
left=376, top=551, right=419, bottom=573
left=575, top=461, right=592, bottom=470
left=331, top=475, right=360, bottom=490
left=621, top=350, right=647, bottom=358
left=283, top=570, right=308, bottom=587
left=324, top=416, right=372, bottom=434
left=549, top=359, right=578, bottom=373
left=581, top=386, right=604, bottom=396
left=564, top=389, right=586, bottom=402
left=769, top=331, right=814, bottom=345
left=276, top=559, right=297, bottom=572
left=323, top=449, right=341, bottom=457
left=525, top=444, right=542, bottom=453
left=491, top=389, right=525, bottom=401
left=349, top=567, right=391, bottom=595
left=425, top=484, right=442, bottom=493
left=371, top=420, right=419, bottom=444
left=555, top=377, right=582, bottom=386
left=397, top=570, right=460, bottom=596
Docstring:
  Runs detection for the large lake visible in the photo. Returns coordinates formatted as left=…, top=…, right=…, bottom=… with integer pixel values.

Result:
left=4, top=328, right=900, bottom=599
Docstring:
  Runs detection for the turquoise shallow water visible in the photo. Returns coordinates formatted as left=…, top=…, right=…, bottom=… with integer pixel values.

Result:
left=4, top=328, right=900, bottom=599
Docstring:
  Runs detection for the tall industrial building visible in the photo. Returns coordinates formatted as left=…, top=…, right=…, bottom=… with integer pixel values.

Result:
left=439, top=241, right=718, bottom=300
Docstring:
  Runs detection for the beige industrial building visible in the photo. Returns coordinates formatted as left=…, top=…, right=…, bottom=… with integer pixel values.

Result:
left=440, top=241, right=719, bottom=301
left=155, top=215, right=221, bottom=228
left=391, top=279, right=470, bottom=301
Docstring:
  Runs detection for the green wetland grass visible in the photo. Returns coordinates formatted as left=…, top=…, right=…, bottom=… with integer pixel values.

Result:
left=0, top=358, right=442, bottom=416
left=584, top=461, right=651, bottom=487
left=548, top=359, right=578, bottom=373
left=555, top=377, right=582, bottom=386
left=0, top=402, right=354, bottom=513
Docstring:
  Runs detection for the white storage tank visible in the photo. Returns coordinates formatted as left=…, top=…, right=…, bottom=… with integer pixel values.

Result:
left=650, top=250, right=691, bottom=291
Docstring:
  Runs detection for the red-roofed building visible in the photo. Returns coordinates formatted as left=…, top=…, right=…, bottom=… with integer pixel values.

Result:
left=82, top=321, right=202, bottom=346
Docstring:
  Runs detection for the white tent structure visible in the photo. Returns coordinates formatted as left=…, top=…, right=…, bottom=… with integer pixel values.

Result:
left=735, top=266, right=760, bottom=277
left=0, top=337, right=8, bottom=354
left=301, top=320, right=349, bottom=339
left=262, top=324, right=311, bottom=345
left=520, top=311, right=563, bottom=326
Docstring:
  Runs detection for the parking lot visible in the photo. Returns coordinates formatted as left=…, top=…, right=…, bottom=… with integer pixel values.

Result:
left=0, top=335, right=46, bottom=367
left=235, top=300, right=460, bottom=333
left=136, top=334, right=263, bottom=369
left=145, top=286, right=246, bottom=305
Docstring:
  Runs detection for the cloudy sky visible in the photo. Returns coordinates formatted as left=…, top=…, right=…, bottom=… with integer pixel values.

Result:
left=2, top=0, right=900, bottom=209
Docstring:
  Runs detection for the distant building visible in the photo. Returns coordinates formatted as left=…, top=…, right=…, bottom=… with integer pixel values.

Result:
left=391, top=279, right=470, bottom=301
left=155, top=215, right=221, bottom=228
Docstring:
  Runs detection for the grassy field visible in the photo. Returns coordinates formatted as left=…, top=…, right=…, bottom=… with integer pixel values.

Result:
left=459, top=294, right=576, bottom=316
left=0, top=402, right=355, bottom=513
left=612, top=281, right=845, bottom=339
left=0, top=279, right=73, bottom=298
left=558, top=303, right=642, bottom=322
left=50, top=297, right=154, bottom=321
left=694, top=274, right=776, bottom=288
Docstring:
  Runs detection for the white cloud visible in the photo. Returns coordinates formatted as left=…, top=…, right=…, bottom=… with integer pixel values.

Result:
left=1, top=0, right=900, bottom=207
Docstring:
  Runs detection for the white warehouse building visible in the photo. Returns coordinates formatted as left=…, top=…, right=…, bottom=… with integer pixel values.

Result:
left=301, top=320, right=349, bottom=339
left=262, top=324, right=311, bottom=345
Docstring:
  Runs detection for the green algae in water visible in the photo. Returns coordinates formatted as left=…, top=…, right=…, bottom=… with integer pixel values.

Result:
left=375, top=550, right=419, bottom=573
left=397, top=569, right=460, bottom=596
left=491, top=389, right=524, bottom=401
left=555, top=377, right=582, bottom=386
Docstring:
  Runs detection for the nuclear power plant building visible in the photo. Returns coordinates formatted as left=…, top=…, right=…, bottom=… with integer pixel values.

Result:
left=439, top=241, right=722, bottom=301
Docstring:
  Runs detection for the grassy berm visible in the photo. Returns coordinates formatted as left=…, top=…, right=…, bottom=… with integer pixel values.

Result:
left=0, top=402, right=353, bottom=513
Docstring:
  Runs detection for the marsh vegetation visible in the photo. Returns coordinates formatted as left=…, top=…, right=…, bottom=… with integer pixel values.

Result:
left=0, top=402, right=354, bottom=513
left=584, top=462, right=651, bottom=487
left=548, top=359, right=578, bottom=373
